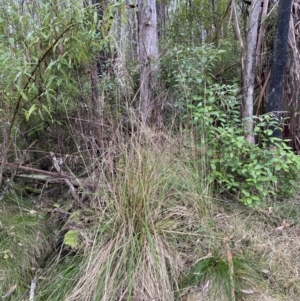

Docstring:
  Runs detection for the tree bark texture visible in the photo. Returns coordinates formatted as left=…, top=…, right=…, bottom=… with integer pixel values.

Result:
left=138, top=0, right=159, bottom=126
left=90, top=61, right=102, bottom=148
left=92, top=0, right=111, bottom=76
left=266, top=0, right=292, bottom=139
left=90, top=0, right=107, bottom=151
left=243, top=0, right=261, bottom=144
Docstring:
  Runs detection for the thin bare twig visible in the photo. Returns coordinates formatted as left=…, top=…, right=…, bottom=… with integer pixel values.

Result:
left=29, top=278, right=37, bottom=301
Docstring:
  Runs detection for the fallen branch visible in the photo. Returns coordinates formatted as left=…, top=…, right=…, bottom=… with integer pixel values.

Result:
left=15, top=173, right=98, bottom=188
left=0, top=160, right=74, bottom=178
left=64, top=178, right=81, bottom=203
left=0, top=161, right=99, bottom=189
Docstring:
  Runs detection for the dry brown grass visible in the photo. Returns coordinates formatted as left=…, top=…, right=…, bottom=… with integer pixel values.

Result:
left=182, top=197, right=300, bottom=301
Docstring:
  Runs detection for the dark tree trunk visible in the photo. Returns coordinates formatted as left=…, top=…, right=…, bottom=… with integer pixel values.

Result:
left=266, top=0, right=292, bottom=139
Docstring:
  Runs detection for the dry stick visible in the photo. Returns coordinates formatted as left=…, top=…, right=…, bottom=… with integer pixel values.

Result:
left=16, top=173, right=98, bottom=189
left=226, top=244, right=236, bottom=301
left=64, top=178, right=81, bottom=203
left=231, top=0, right=245, bottom=77
left=214, top=61, right=239, bottom=78
left=256, top=0, right=269, bottom=66
left=0, top=160, right=99, bottom=189
left=29, top=278, right=37, bottom=301
left=256, top=71, right=270, bottom=115
left=0, top=118, right=8, bottom=187
left=0, top=160, right=74, bottom=178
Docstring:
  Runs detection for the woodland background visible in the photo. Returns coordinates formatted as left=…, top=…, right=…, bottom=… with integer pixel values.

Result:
left=1, top=0, right=300, bottom=300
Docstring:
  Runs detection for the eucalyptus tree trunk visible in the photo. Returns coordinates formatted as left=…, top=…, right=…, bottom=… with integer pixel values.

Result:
left=266, top=0, right=292, bottom=139
left=138, top=0, right=160, bottom=126
left=243, top=0, right=261, bottom=144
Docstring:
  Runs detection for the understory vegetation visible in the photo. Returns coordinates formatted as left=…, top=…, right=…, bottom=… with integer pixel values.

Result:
left=1, top=0, right=300, bottom=301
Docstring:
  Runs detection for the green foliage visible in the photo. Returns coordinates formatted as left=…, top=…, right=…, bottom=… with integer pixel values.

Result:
left=0, top=0, right=109, bottom=128
left=208, top=113, right=300, bottom=206
left=163, top=44, right=300, bottom=206
left=168, top=0, right=230, bottom=45
left=34, top=255, right=83, bottom=301
left=161, top=44, right=228, bottom=113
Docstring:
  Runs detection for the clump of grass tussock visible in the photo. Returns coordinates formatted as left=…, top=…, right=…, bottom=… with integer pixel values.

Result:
left=54, top=135, right=210, bottom=301
left=0, top=194, right=50, bottom=299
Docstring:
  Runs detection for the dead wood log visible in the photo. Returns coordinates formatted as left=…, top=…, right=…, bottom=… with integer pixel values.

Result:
left=0, top=160, right=99, bottom=189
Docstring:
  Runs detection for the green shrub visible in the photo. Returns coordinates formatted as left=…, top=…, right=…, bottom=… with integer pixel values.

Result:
left=162, top=44, right=300, bottom=206
left=194, top=89, right=300, bottom=206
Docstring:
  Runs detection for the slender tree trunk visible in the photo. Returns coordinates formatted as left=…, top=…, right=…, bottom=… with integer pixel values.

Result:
left=243, top=0, right=261, bottom=144
left=90, top=0, right=106, bottom=150
left=156, top=0, right=166, bottom=40
left=90, top=0, right=102, bottom=150
left=90, top=61, right=102, bottom=148
left=138, top=0, right=160, bottom=126
left=256, top=0, right=269, bottom=69
left=266, top=0, right=292, bottom=139
left=231, top=0, right=244, bottom=81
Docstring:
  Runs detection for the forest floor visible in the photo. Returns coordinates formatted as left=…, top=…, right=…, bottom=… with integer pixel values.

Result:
left=1, top=133, right=300, bottom=301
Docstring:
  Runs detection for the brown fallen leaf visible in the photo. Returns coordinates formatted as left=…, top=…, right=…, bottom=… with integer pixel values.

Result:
left=222, top=236, right=229, bottom=244
left=282, top=220, right=291, bottom=228
left=2, top=284, right=17, bottom=299
left=276, top=220, right=291, bottom=231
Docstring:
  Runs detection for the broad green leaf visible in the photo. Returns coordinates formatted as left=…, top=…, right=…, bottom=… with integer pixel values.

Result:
left=8, top=37, right=14, bottom=46
left=63, top=230, right=79, bottom=249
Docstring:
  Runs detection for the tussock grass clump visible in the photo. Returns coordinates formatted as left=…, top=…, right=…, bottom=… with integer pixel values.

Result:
left=60, top=136, right=209, bottom=301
